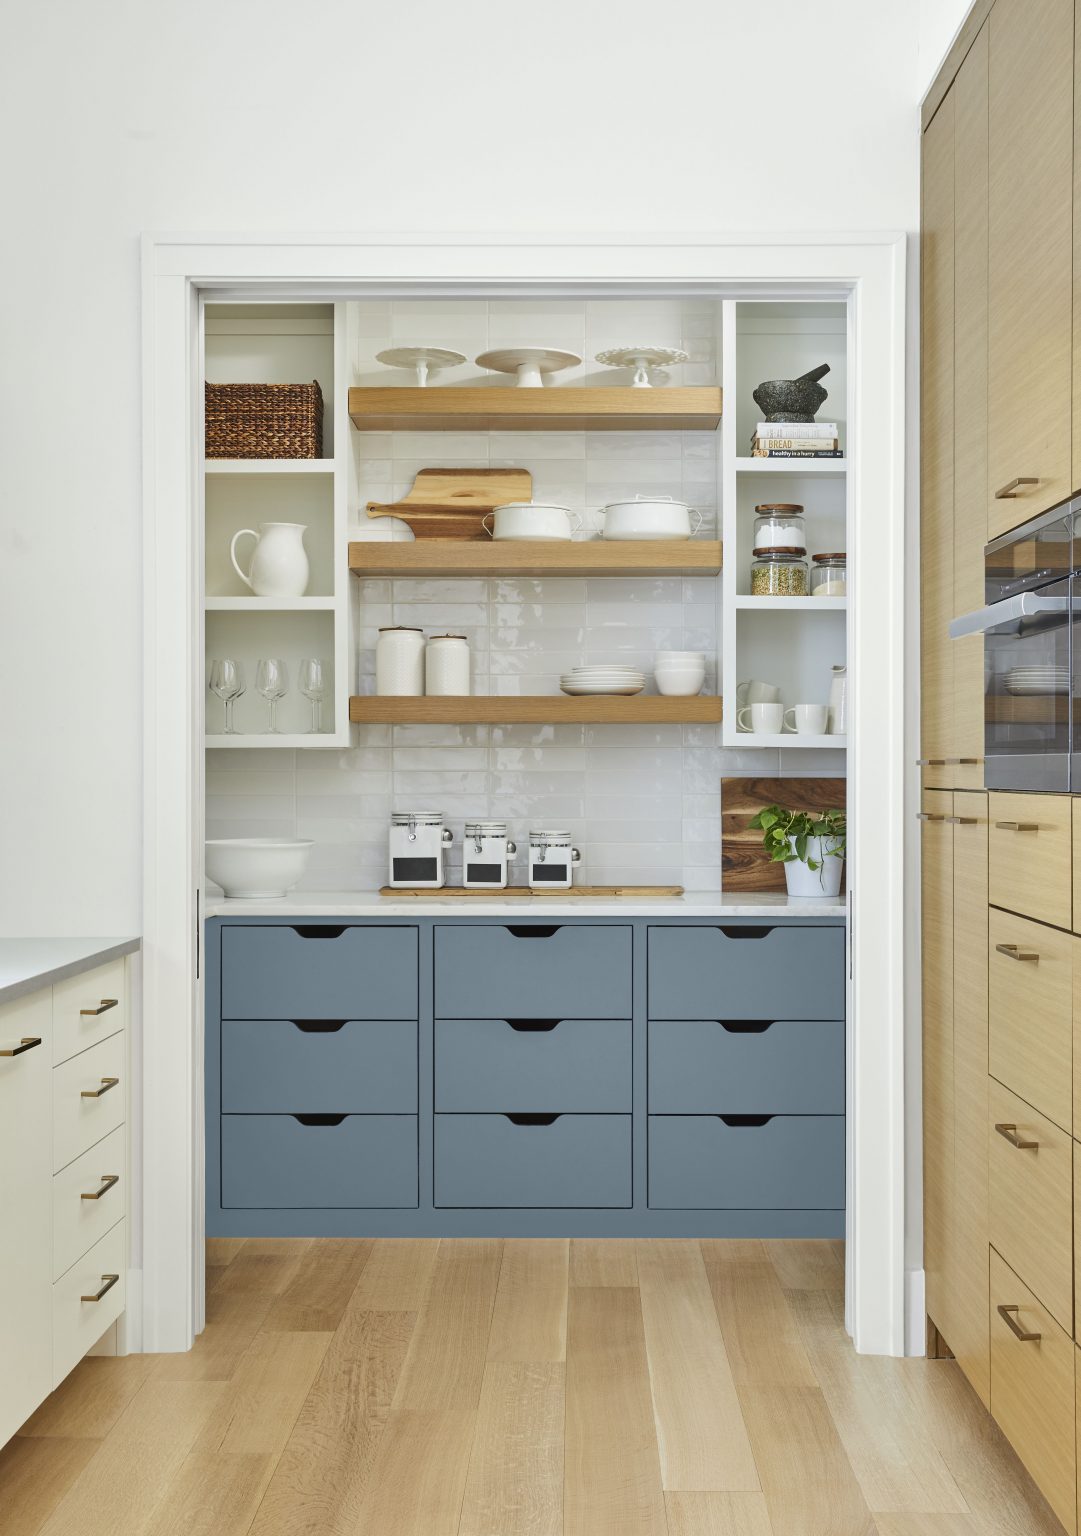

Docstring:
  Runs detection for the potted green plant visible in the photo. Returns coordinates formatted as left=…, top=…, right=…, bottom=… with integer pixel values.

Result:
left=747, top=804, right=846, bottom=898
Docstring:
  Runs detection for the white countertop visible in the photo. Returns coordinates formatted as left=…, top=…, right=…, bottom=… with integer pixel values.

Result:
left=0, top=937, right=141, bottom=1006
left=204, top=890, right=846, bottom=919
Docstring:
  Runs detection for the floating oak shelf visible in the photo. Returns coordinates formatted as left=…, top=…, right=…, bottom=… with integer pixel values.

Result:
left=350, top=696, right=723, bottom=725
left=349, top=539, right=722, bottom=578
left=348, top=386, right=722, bottom=432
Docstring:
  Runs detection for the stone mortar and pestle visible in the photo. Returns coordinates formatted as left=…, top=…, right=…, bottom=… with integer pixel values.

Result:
left=752, top=363, right=830, bottom=423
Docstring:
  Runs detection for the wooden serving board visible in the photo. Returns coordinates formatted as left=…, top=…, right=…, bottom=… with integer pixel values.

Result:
left=380, top=885, right=684, bottom=899
left=722, top=777, right=846, bottom=892
left=367, top=467, right=532, bottom=540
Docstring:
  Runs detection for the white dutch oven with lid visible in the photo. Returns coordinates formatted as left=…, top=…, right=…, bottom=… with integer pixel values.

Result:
left=599, top=495, right=702, bottom=541
left=482, top=502, right=582, bottom=541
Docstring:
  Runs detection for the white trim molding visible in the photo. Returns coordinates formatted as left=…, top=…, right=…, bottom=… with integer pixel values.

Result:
left=142, top=232, right=908, bottom=1356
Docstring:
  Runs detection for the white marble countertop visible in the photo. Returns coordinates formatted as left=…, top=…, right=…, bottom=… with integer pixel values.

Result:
left=205, top=890, right=846, bottom=919
left=0, top=937, right=141, bottom=1006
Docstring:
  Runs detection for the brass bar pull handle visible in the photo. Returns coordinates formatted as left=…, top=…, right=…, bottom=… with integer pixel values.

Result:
left=946, top=817, right=979, bottom=825
left=916, top=812, right=946, bottom=822
left=945, top=757, right=982, bottom=765
left=0, top=1036, right=43, bottom=1057
left=917, top=758, right=947, bottom=766
left=81, top=1274, right=119, bottom=1303
left=995, top=944, right=1039, bottom=963
left=994, top=821, right=1039, bottom=832
left=997, top=1303, right=1041, bottom=1341
left=994, top=477, right=1039, bottom=499
left=81, top=1174, right=120, bottom=1202
left=81, top=1076, right=120, bottom=1100
left=80, top=999, right=119, bottom=1018
left=995, top=1121, right=1039, bottom=1149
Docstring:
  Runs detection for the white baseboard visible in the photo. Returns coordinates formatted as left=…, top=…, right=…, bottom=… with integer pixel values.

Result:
left=904, top=1267, right=926, bottom=1356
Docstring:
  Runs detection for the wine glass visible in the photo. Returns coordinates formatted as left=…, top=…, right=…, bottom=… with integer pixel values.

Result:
left=209, top=658, right=245, bottom=734
left=256, top=658, right=289, bottom=734
left=298, top=658, right=327, bottom=734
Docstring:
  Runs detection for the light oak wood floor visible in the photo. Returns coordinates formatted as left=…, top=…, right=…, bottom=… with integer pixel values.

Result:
left=0, top=1238, right=1068, bottom=1536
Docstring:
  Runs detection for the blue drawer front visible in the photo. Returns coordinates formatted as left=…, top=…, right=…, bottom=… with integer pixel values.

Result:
left=647, top=925, right=845, bottom=1020
left=221, top=925, right=418, bottom=1020
left=648, top=1019, right=844, bottom=1114
left=435, top=1018, right=631, bottom=1112
left=221, top=1114, right=418, bottom=1208
left=221, top=1019, right=417, bottom=1114
left=435, top=1113, right=631, bottom=1207
left=434, top=925, right=632, bottom=1019
left=648, top=1114, right=844, bottom=1209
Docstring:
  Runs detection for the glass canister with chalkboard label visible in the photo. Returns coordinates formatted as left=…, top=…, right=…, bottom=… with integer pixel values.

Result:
left=388, top=812, right=453, bottom=889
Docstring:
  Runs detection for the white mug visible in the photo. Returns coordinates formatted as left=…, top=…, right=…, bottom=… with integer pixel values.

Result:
left=737, top=702, right=784, bottom=734
left=736, top=678, right=781, bottom=707
left=783, top=703, right=830, bottom=735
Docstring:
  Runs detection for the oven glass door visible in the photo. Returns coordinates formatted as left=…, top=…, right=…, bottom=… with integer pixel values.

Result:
left=985, top=574, right=1072, bottom=791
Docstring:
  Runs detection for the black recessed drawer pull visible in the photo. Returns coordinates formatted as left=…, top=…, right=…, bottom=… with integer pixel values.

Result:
left=717, top=925, right=773, bottom=939
left=505, top=1019, right=562, bottom=1032
left=505, top=1112, right=561, bottom=1126
left=506, top=925, right=560, bottom=939
left=718, top=1113, right=775, bottom=1127
left=716, top=1020, right=774, bottom=1034
left=290, top=1019, right=348, bottom=1033
left=293, top=1113, right=347, bottom=1127
left=291, top=925, right=348, bottom=939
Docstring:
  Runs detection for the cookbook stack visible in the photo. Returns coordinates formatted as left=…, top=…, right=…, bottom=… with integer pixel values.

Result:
left=751, top=422, right=843, bottom=459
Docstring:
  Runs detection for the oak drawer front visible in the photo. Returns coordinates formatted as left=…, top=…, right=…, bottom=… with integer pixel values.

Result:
left=221, top=1019, right=417, bottom=1114
left=434, top=926, right=631, bottom=1020
left=434, top=1114, right=631, bottom=1208
left=988, top=1081, right=1073, bottom=1332
left=988, top=908, right=1072, bottom=1130
left=648, top=1019, right=844, bottom=1114
left=990, top=1247, right=1076, bottom=1534
left=52, top=1125, right=126, bottom=1282
left=647, top=926, right=845, bottom=1021
left=221, top=1115, right=418, bottom=1209
left=648, top=1114, right=844, bottom=1210
left=53, top=1220, right=126, bottom=1389
left=434, top=1019, right=631, bottom=1113
left=1074, top=1144, right=1081, bottom=1346
left=988, top=793, right=1072, bottom=929
left=52, top=959, right=126, bottom=1066
left=52, top=1032, right=125, bottom=1174
left=220, top=925, right=418, bottom=1021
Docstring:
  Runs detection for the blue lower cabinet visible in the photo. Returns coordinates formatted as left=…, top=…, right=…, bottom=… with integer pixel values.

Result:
left=648, top=1114, right=844, bottom=1209
left=221, top=1114, right=418, bottom=1208
left=648, top=1019, right=844, bottom=1115
left=221, top=924, right=418, bottom=1020
left=434, top=924, right=632, bottom=1019
left=221, top=1019, right=417, bottom=1114
left=435, top=1113, right=632, bottom=1207
left=647, top=924, right=845, bottom=1020
left=435, top=1018, right=631, bottom=1112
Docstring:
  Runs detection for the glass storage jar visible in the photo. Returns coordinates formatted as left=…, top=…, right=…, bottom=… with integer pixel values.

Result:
left=811, top=552, right=847, bottom=597
left=388, top=811, right=453, bottom=889
left=750, top=548, right=808, bottom=597
left=527, top=829, right=581, bottom=890
left=463, top=821, right=516, bottom=890
left=753, top=504, right=805, bottom=552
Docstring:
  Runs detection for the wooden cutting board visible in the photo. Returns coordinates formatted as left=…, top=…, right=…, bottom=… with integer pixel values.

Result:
left=367, top=467, right=532, bottom=540
left=380, top=885, right=683, bottom=898
left=722, top=777, right=846, bottom=892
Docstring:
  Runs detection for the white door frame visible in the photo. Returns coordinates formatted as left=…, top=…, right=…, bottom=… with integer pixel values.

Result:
left=141, top=232, right=907, bottom=1356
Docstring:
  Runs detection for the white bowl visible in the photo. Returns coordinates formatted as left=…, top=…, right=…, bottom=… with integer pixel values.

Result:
left=655, top=651, right=706, bottom=664
left=655, top=670, right=705, bottom=697
left=205, top=838, right=314, bottom=898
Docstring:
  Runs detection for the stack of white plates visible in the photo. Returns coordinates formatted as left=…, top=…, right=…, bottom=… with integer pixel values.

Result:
left=560, top=665, right=645, bottom=697
left=1004, top=665, right=1070, bottom=696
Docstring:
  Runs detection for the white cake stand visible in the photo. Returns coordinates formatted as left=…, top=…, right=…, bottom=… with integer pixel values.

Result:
left=375, top=347, right=467, bottom=387
left=595, top=346, right=690, bottom=388
left=474, top=347, right=581, bottom=388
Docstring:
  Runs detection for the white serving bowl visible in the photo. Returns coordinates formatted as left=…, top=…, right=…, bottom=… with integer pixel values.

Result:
left=654, top=667, right=706, bottom=697
left=205, top=838, right=314, bottom=899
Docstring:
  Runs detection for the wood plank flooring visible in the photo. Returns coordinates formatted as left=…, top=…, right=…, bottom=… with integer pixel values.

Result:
left=4, top=1239, right=1068, bottom=1536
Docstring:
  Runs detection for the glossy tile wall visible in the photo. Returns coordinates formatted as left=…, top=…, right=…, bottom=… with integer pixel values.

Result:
left=206, top=298, right=845, bottom=893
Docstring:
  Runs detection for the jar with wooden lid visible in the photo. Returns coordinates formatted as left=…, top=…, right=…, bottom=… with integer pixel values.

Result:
left=753, top=504, right=805, bottom=552
left=811, top=553, right=847, bottom=597
left=751, top=548, right=808, bottom=597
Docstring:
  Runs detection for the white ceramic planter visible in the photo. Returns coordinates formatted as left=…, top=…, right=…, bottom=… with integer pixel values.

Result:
left=783, top=836, right=844, bottom=899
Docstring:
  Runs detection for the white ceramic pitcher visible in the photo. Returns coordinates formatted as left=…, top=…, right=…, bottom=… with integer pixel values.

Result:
left=230, top=522, right=309, bottom=597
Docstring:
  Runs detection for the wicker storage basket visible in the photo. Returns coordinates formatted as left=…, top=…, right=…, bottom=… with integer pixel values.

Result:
left=205, top=380, right=324, bottom=459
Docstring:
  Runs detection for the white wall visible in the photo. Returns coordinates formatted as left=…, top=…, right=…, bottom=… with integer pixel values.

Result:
left=1, top=0, right=933, bottom=939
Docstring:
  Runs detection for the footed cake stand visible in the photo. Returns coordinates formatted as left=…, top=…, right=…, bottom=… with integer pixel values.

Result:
left=474, top=346, right=581, bottom=388
left=375, top=347, right=467, bottom=387
left=595, top=345, right=689, bottom=387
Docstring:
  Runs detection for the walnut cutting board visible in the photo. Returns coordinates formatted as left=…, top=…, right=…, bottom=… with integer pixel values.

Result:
left=722, top=777, right=847, bottom=892
left=366, top=466, right=533, bottom=539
